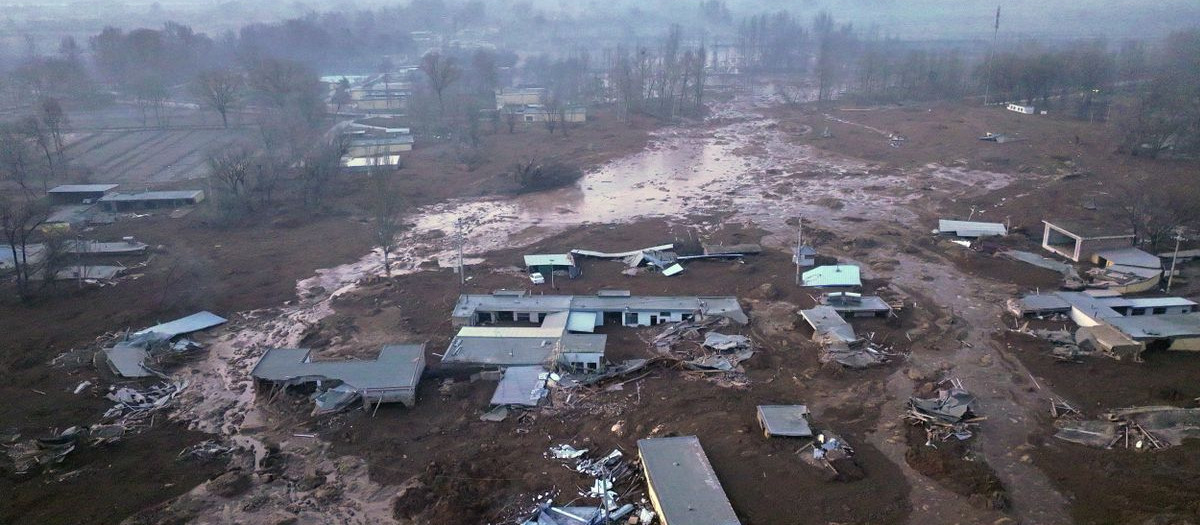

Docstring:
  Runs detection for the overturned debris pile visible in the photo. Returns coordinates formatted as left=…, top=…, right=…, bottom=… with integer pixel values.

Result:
left=904, top=379, right=983, bottom=443
left=1054, top=406, right=1200, bottom=451
left=800, top=431, right=861, bottom=481
left=652, top=317, right=754, bottom=387
left=100, top=311, right=228, bottom=378
left=521, top=445, right=654, bottom=524
left=799, top=306, right=896, bottom=368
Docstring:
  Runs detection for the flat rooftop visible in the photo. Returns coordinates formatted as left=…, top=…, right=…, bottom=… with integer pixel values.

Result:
left=757, top=405, right=813, bottom=437
left=1106, top=314, right=1200, bottom=340
left=638, top=436, right=740, bottom=525
left=442, top=333, right=606, bottom=366
left=802, top=265, right=861, bottom=288
left=48, top=184, right=118, bottom=193
left=100, top=190, right=204, bottom=202
left=937, top=219, right=1007, bottom=237
left=453, top=292, right=747, bottom=324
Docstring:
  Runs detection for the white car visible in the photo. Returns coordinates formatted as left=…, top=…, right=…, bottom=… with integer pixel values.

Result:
left=529, top=272, right=545, bottom=284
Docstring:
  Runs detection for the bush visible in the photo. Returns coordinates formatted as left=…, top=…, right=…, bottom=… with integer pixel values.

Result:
left=511, top=160, right=583, bottom=193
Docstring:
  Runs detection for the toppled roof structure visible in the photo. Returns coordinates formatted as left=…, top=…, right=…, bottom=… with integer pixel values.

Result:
left=819, top=292, right=893, bottom=318
left=102, top=311, right=228, bottom=377
left=1042, top=219, right=1134, bottom=263
left=251, top=344, right=426, bottom=409
left=802, top=265, right=861, bottom=289
left=637, top=436, right=740, bottom=525
left=757, top=405, right=813, bottom=437
left=489, top=366, right=549, bottom=406
left=937, top=219, right=1007, bottom=238
left=799, top=306, right=891, bottom=368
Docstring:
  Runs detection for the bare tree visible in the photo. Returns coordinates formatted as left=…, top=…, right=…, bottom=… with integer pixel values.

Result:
left=206, top=144, right=255, bottom=217
left=193, top=69, right=244, bottom=128
left=300, top=139, right=347, bottom=208
left=38, top=97, right=68, bottom=159
left=369, top=169, right=403, bottom=276
left=419, top=51, right=461, bottom=114
left=332, top=77, right=352, bottom=114
left=503, top=105, right=520, bottom=133
left=0, top=192, right=49, bottom=302
left=0, top=125, right=38, bottom=193
left=18, top=116, right=55, bottom=190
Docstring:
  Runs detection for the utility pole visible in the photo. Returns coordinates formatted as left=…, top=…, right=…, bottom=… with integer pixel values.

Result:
left=1167, top=228, right=1185, bottom=292
left=456, top=218, right=465, bottom=286
left=983, top=5, right=1001, bottom=106
left=795, top=216, right=804, bottom=286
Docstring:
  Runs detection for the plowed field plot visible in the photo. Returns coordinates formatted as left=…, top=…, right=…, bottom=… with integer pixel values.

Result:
left=59, top=105, right=254, bottom=185
left=64, top=128, right=250, bottom=184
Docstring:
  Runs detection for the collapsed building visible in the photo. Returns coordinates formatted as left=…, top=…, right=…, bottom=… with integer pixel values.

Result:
left=1010, top=290, right=1200, bottom=359
left=102, top=311, right=228, bottom=378
left=251, top=344, right=426, bottom=412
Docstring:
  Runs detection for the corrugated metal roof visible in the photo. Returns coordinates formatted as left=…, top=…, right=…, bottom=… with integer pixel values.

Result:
left=133, top=311, right=227, bottom=339
left=938, top=219, right=1007, bottom=237
left=489, top=366, right=547, bottom=406
left=802, top=265, right=861, bottom=288
left=800, top=306, right=857, bottom=343
left=638, top=436, right=740, bottom=525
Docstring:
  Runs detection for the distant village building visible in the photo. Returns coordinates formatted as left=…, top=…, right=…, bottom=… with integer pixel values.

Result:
left=1007, top=103, right=1036, bottom=114
left=47, top=184, right=118, bottom=205
left=99, top=190, right=205, bottom=212
left=506, top=104, right=587, bottom=124
left=340, top=118, right=414, bottom=170
left=496, top=87, right=546, bottom=108
left=350, top=74, right=415, bottom=113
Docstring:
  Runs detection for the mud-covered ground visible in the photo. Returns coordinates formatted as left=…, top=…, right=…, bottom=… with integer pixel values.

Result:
left=3, top=80, right=1199, bottom=524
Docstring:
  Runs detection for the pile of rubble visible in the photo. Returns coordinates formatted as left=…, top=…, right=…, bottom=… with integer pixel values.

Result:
left=1054, top=406, right=1200, bottom=451
left=651, top=318, right=754, bottom=387
left=520, top=445, right=655, bottom=524
left=4, top=380, right=190, bottom=475
left=903, top=379, right=984, bottom=444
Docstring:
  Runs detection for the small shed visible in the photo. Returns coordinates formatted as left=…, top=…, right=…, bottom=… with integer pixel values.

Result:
left=523, top=253, right=579, bottom=278
left=794, top=245, right=817, bottom=267
left=756, top=405, right=813, bottom=438
left=48, top=184, right=118, bottom=205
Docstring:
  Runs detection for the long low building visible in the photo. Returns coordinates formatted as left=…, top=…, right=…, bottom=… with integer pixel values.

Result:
left=99, top=190, right=205, bottom=212
left=638, top=436, right=740, bottom=525
left=451, top=290, right=748, bottom=327
left=1011, top=290, right=1200, bottom=358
